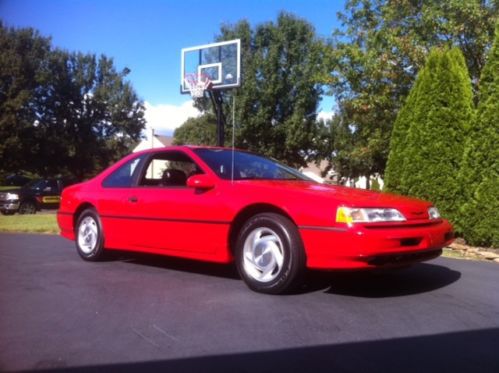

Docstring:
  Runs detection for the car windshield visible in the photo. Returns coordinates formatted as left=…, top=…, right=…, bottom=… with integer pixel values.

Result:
left=23, top=179, right=46, bottom=190
left=193, top=148, right=314, bottom=182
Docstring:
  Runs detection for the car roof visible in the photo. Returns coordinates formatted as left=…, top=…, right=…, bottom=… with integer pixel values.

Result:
left=133, top=145, right=245, bottom=156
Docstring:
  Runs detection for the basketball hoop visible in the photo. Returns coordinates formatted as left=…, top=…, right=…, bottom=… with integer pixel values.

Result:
left=184, top=73, right=212, bottom=98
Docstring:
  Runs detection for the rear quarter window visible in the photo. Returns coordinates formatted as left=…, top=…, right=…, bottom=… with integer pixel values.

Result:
left=102, top=156, right=144, bottom=188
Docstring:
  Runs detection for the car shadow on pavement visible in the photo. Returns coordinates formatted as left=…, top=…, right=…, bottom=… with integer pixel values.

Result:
left=105, top=251, right=460, bottom=297
left=107, top=251, right=241, bottom=280
left=298, top=262, right=461, bottom=297
left=35, top=328, right=499, bottom=373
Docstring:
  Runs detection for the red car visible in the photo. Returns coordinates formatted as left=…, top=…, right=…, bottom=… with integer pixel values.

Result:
left=58, top=146, right=454, bottom=294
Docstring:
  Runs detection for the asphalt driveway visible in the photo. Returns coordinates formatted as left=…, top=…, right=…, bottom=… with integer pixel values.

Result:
left=1, top=233, right=498, bottom=372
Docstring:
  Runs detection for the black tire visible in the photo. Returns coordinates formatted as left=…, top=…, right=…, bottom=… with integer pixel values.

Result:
left=18, top=201, right=37, bottom=214
left=75, top=208, right=105, bottom=261
left=235, top=213, right=306, bottom=294
left=1, top=210, right=15, bottom=216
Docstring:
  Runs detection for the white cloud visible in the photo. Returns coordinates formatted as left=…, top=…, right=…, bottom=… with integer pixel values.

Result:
left=317, top=110, right=334, bottom=122
left=144, top=100, right=201, bottom=134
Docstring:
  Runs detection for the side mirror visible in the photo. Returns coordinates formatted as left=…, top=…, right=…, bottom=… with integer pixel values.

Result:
left=187, top=174, right=216, bottom=190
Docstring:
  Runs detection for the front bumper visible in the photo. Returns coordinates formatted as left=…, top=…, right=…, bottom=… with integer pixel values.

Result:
left=300, top=219, right=454, bottom=270
left=0, top=200, right=20, bottom=212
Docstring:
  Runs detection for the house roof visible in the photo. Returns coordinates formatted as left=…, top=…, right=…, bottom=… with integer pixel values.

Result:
left=132, top=134, right=174, bottom=152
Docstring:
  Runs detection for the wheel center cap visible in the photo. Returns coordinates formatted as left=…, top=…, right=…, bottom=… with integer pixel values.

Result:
left=255, top=243, right=274, bottom=267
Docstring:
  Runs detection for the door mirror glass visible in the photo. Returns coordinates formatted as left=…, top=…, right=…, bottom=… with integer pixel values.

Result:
left=187, top=174, right=215, bottom=190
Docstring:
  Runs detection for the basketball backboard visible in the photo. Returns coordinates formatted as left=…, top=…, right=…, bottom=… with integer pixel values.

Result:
left=180, top=39, right=241, bottom=94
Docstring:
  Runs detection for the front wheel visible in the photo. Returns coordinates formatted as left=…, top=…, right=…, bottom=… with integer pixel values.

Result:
left=235, top=213, right=306, bottom=294
left=75, top=208, right=105, bottom=261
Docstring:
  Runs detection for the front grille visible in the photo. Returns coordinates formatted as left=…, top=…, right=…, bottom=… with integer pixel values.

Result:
left=400, top=237, right=422, bottom=247
left=367, top=249, right=442, bottom=266
left=363, top=221, right=440, bottom=230
left=406, top=210, right=429, bottom=220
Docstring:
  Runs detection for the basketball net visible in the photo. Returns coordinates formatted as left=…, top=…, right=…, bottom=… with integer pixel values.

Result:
left=184, top=73, right=212, bottom=98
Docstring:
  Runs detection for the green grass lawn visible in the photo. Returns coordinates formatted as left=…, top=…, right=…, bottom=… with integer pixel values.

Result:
left=0, top=213, right=59, bottom=234
left=0, top=186, right=20, bottom=191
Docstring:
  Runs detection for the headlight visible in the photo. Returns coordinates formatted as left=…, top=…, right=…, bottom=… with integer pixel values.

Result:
left=336, top=207, right=406, bottom=224
left=6, top=193, right=19, bottom=200
left=428, top=207, right=440, bottom=219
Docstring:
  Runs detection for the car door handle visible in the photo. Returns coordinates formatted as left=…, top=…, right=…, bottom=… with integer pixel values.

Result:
left=128, top=196, right=138, bottom=203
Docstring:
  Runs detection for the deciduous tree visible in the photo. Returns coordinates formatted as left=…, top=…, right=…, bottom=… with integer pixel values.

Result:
left=173, top=114, right=217, bottom=146
left=323, top=0, right=497, bottom=182
left=0, top=23, right=51, bottom=174
left=194, top=13, right=326, bottom=167
left=0, top=23, right=145, bottom=180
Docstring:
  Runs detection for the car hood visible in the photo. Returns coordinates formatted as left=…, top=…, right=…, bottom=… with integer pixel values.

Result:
left=233, top=180, right=432, bottom=220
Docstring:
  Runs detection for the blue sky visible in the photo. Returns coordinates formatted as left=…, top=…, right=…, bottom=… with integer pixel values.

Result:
left=1, top=0, right=344, bottom=134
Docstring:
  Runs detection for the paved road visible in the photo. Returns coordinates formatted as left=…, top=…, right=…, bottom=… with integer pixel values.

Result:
left=1, top=233, right=499, bottom=372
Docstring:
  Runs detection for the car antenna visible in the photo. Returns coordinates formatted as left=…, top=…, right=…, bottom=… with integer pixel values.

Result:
left=231, top=94, right=236, bottom=185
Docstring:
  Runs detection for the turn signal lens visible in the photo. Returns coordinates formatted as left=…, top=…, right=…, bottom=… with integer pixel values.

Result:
left=336, top=207, right=406, bottom=224
left=336, top=207, right=353, bottom=224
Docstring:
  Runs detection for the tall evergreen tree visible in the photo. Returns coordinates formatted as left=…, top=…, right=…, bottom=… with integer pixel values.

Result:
left=397, top=47, right=474, bottom=224
left=384, top=75, right=423, bottom=192
left=459, top=23, right=499, bottom=247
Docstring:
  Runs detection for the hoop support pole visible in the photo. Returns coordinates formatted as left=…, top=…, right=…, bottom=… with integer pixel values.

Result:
left=209, top=90, right=226, bottom=147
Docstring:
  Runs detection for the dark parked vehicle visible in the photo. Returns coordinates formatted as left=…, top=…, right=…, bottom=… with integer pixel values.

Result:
left=4, top=173, right=32, bottom=187
left=0, top=178, right=71, bottom=215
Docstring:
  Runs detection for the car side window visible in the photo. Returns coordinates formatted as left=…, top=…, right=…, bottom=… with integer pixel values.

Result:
left=45, top=180, right=58, bottom=192
left=35, top=180, right=48, bottom=190
left=102, top=156, right=144, bottom=188
left=138, top=151, right=202, bottom=188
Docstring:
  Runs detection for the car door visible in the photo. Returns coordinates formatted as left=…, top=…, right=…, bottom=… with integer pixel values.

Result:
left=126, top=150, right=231, bottom=255
left=97, top=154, right=148, bottom=249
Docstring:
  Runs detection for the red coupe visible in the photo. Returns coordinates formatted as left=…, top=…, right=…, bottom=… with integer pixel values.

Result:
left=58, top=146, right=454, bottom=294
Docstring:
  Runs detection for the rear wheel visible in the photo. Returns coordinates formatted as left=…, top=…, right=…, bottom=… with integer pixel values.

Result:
left=235, top=213, right=305, bottom=294
left=19, top=201, right=36, bottom=214
left=75, top=208, right=105, bottom=261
